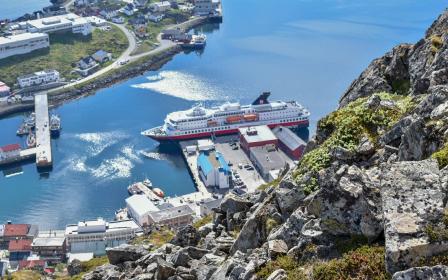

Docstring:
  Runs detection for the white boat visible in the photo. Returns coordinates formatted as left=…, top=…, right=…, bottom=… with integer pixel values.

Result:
left=142, top=92, right=310, bottom=142
left=182, top=34, right=207, bottom=49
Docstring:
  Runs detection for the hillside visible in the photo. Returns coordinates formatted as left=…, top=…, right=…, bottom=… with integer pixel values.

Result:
left=74, top=8, right=448, bottom=280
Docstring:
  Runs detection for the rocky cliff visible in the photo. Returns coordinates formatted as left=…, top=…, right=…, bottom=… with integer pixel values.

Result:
left=78, top=8, right=448, bottom=280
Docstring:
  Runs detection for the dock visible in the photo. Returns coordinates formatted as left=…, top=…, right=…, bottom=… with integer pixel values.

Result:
left=179, top=141, right=210, bottom=195
left=34, top=94, right=52, bottom=168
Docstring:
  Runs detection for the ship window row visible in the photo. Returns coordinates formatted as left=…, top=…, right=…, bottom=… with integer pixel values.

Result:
left=175, top=126, right=232, bottom=135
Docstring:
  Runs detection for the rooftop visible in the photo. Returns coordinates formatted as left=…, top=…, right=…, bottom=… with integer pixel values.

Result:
left=126, top=194, right=160, bottom=216
left=65, top=219, right=140, bottom=235
left=250, top=146, right=285, bottom=171
left=0, top=32, right=48, bottom=45
left=9, top=239, right=32, bottom=251
left=3, top=223, right=29, bottom=237
left=19, top=260, right=46, bottom=270
left=272, top=126, right=306, bottom=151
left=239, top=125, right=277, bottom=144
left=1, top=144, right=21, bottom=153
left=26, top=13, right=87, bottom=29
left=149, top=205, right=194, bottom=223
left=0, top=225, right=4, bottom=236
left=201, top=197, right=222, bottom=209
left=32, top=236, right=65, bottom=247
left=198, top=150, right=230, bottom=175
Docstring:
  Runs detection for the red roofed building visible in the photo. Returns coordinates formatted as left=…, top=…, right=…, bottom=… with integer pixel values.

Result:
left=1, top=223, right=37, bottom=247
left=1, top=144, right=21, bottom=153
left=9, top=239, right=32, bottom=261
left=19, top=259, right=47, bottom=270
left=0, top=144, right=21, bottom=160
left=0, top=81, right=10, bottom=97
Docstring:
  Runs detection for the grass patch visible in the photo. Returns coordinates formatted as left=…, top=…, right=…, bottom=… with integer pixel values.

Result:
left=432, top=143, right=448, bottom=168
left=266, top=218, right=279, bottom=233
left=293, top=92, right=416, bottom=194
left=132, top=228, right=175, bottom=248
left=11, top=270, right=42, bottom=280
left=312, top=245, right=389, bottom=280
left=256, top=255, right=307, bottom=280
left=258, top=177, right=282, bottom=191
left=193, top=214, right=213, bottom=229
left=425, top=209, right=448, bottom=242
left=131, top=41, right=155, bottom=56
left=0, top=26, right=128, bottom=87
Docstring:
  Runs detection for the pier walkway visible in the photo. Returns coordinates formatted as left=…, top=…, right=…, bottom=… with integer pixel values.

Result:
left=34, top=94, right=52, bottom=168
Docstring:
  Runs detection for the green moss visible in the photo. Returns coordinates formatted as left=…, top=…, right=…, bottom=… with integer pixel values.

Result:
left=258, top=177, right=282, bottom=191
left=419, top=252, right=448, bottom=267
left=256, top=256, right=307, bottom=280
left=424, top=209, right=448, bottom=242
left=193, top=214, right=213, bottom=229
left=312, top=246, right=390, bottom=280
left=334, top=235, right=369, bottom=255
left=391, top=79, right=411, bottom=95
left=431, top=35, right=443, bottom=49
left=293, top=92, right=416, bottom=194
left=266, top=218, right=279, bottom=233
left=432, top=144, right=448, bottom=168
left=132, top=228, right=175, bottom=248
left=81, top=256, right=109, bottom=272
left=321, top=219, right=348, bottom=233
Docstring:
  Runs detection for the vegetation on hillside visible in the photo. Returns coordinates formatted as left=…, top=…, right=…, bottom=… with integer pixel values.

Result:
left=132, top=227, right=175, bottom=248
left=193, top=214, right=213, bottom=229
left=293, top=92, right=416, bottom=194
left=432, top=143, right=448, bottom=168
left=0, top=26, right=128, bottom=86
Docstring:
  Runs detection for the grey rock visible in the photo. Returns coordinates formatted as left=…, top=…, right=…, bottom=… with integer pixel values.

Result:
left=82, top=264, right=121, bottom=280
left=274, top=187, right=306, bottom=217
left=268, top=208, right=307, bottom=248
left=171, top=225, right=201, bottom=247
left=220, top=193, right=253, bottom=217
left=381, top=160, right=448, bottom=273
left=392, top=265, right=448, bottom=280
left=267, top=269, right=287, bottom=280
left=68, top=259, right=82, bottom=276
left=357, top=136, right=375, bottom=156
left=106, top=244, right=149, bottom=265
left=267, top=239, right=288, bottom=259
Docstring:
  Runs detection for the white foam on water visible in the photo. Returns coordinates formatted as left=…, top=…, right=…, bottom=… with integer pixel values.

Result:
left=140, top=151, right=166, bottom=161
left=92, top=156, right=134, bottom=180
left=131, top=70, right=224, bottom=101
left=122, top=145, right=143, bottom=163
left=73, top=131, right=129, bottom=157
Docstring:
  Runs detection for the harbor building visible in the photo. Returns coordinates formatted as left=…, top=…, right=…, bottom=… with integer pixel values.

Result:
left=8, top=239, right=32, bottom=262
left=0, top=33, right=49, bottom=60
left=148, top=205, right=194, bottom=228
left=197, top=150, right=231, bottom=189
left=193, top=0, right=220, bottom=15
left=65, top=218, right=141, bottom=256
left=0, top=144, right=21, bottom=161
left=0, top=223, right=38, bottom=247
left=239, top=125, right=278, bottom=153
left=17, top=70, right=60, bottom=88
left=0, top=81, right=10, bottom=97
left=126, top=194, right=160, bottom=227
left=250, top=145, right=287, bottom=181
left=149, top=1, right=171, bottom=12
left=31, top=230, right=66, bottom=264
left=272, top=126, right=307, bottom=160
left=25, top=13, right=92, bottom=36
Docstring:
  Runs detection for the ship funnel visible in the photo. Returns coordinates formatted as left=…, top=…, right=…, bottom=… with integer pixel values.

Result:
left=252, top=92, right=271, bottom=105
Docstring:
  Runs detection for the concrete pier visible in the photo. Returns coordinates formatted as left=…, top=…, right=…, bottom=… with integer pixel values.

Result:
left=34, top=94, right=52, bottom=168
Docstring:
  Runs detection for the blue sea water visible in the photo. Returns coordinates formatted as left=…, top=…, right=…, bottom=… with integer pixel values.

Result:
left=0, top=0, right=446, bottom=228
left=0, top=0, right=50, bottom=20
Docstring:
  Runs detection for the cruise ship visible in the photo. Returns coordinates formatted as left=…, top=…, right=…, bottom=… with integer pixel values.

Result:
left=142, top=92, right=310, bottom=142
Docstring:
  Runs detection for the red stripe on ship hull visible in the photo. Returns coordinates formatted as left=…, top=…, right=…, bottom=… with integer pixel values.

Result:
left=146, top=120, right=309, bottom=142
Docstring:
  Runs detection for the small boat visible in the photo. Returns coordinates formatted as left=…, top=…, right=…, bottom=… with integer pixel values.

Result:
left=16, top=124, right=30, bottom=136
left=50, top=114, right=61, bottom=137
left=182, top=34, right=206, bottom=49
left=143, top=178, right=152, bottom=187
left=24, top=113, right=36, bottom=129
left=127, top=183, right=143, bottom=195
left=152, top=187, right=165, bottom=198
left=26, top=132, right=36, bottom=148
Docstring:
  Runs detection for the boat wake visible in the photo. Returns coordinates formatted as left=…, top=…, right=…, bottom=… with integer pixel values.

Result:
left=131, top=70, right=223, bottom=101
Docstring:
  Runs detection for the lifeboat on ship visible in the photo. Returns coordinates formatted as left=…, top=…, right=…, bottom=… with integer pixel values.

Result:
left=226, top=116, right=242, bottom=124
left=207, top=120, right=218, bottom=127
left=152, top=188, right=165, bottom=198
left=243, top=114, right=258, bottom=122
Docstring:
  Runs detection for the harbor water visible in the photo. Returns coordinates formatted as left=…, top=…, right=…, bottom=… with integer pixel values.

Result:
left=0, top=0, right=445, bottom=228
left=0, top=0, right=51, bottom=20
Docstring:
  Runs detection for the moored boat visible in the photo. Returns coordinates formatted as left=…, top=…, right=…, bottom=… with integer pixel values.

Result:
left=50, top=114, right=61, bottom=137
left=16, top=124, right=30, bottom=136
left=26, top=132, right=36, bottom=148
left=182, top=34, right=206, bottom=49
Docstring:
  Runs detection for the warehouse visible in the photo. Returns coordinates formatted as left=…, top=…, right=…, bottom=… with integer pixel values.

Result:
left=126, top=194, right=159, bottom=227
left=239, top=125, right=278, bottom=153
left=250, top=145, right=287, bottom=181
left=0, top=32, right=49, bottom=60
left=272, top=126, right=306, bottom=160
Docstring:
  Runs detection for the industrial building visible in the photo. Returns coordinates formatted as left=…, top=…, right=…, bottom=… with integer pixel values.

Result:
left=250, top=145, right=287, bottom=181
left=31, top=230, right=66, bottom=264
left=0, top=81, right=10, bottom=97
left=0, top=32, right=49, bottom=60
left=272, top=126, right=306, bottom=160
left=17, top=70, right=60, bottom=88
left=65, top=218, right=141, bottom=256
left=194, top=0, right=220, bottom=15
left=148, top=205, right=194, bottom=228
left=25, top=13, right=92, bottom=36
left=197, top=150, right=231, bottom=189
left=0, top=144, right=21, bottom=161
left=126, top=194, right=160, bottom=227
left=239, top=125, right=278, bottom=152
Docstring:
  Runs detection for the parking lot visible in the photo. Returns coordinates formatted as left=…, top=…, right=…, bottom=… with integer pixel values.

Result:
left=214, top=137, right=266, bottom=193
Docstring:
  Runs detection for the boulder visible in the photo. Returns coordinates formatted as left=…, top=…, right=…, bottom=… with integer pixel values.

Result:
left=106, top=244, right=149, bottom=265
left=171, top=225, right=201, bottom=247
left=68, top=259, right=83, bottom=276
left=274, top=187, right=306, bottom=217
left=267, top=239, right=288, bottom=259
left=381, top=160, right=448, bottom=273
left=220, top=193, right=253, bottom=216
left=82, top=264, right=121, bottom=280
left=267, top=269, right=288, bottom=280
left=392, top=265, right=448, bottom=280
left=268, top=208, right=307, bottom=248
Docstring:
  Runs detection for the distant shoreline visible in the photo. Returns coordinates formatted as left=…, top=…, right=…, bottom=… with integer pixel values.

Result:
left=2, top=0, right=51, bottom=21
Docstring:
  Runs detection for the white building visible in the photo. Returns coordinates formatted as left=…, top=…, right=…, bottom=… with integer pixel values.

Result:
left=126, top=195, right=160, bottom=227
left=149, top=1, right=171, bottom=12
left=194, top=0, right=220, bottom=15
left=197, top=150, right=230, bottom=189
left=17, top=70, right=60, bottom=88
left=0, top=81, right=10, bottom=97
left=100, top=9, right=119, bottom=20
left=26, top=13, right=92, bottom=36
left=0, top=33, right=49, bottom=60
left=148, top=205, right=194, bottom=228
left=148, top=13, right=164, bottom=23
left=65, top=218, right=141, bottom=256
left=199, top=197, right=222, bottom=216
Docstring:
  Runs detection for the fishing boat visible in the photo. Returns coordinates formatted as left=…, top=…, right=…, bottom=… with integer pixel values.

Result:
left=16, top=124, right=30, bottom=136
left=152, top=187, right=165, bottom=198
left=50, top=114, right=61, bottom=137
left=24, top=113, right=35, bottom=129
left=26, top=132, right=36, bottom=148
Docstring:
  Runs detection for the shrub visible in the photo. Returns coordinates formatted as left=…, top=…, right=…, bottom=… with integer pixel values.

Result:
left=431, top=35, right=443, bottom=49
left=256, top=256, right=307, bottom=280
left=432, top=144, right=448, bottom=168
left=266, top=218, right=279, bottom=233
left=312, top=246, right=390, bottom=280
left=193, top=214, right=213, bottom=229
